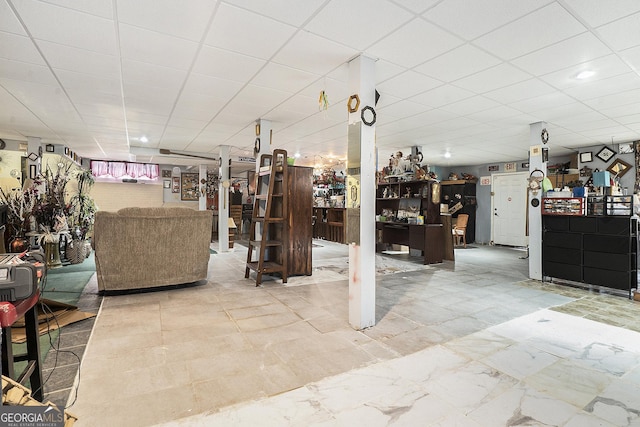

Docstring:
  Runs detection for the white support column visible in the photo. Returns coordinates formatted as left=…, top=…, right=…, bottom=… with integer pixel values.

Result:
left=219, top=145, right=230, bottom=252
left=348, top=55, right=376, bottom=330
left=198, top=164, right=207, bottom=211
left=26, top=136, right=42, bottom=181
left=528, top=121, right=548, bottom=280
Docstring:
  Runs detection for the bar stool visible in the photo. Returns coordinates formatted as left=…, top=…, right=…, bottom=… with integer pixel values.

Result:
left=0, top=290, right=44, bottom=402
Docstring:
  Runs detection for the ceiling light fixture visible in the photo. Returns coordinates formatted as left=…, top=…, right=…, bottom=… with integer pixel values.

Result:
left=139, top=136, right=149, bottom=143
left=444, top=151, right=451, bottom=159
left=576, top=70, right=595, bottom=80
left=294, top=152, right=300, bottom=158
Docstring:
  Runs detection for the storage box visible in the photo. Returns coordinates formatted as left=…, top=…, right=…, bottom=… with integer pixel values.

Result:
left=593, top=171, right=611, bottom=187
left=606, top=195, right=632, bottom=216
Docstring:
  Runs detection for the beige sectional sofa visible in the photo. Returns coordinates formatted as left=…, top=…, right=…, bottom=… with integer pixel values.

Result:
left=93, top=207, right=214, bottom=292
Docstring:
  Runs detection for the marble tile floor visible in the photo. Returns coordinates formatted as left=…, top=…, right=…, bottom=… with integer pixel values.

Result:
left=67, top=241, right=640, bottom=426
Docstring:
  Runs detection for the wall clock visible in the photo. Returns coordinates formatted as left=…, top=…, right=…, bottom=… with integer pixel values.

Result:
left=596, top=146, right=615, bottom=162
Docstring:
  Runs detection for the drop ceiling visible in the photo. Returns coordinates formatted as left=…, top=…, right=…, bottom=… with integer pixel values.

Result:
left=1, top=0, right=640, bottom=169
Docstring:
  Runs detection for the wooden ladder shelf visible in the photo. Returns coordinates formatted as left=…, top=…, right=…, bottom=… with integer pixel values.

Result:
left=245, top=149, right=289, bottom=285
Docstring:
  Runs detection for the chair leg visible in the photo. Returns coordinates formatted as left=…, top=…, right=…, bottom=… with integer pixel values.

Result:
left=462, top=234, right=466, bottom=248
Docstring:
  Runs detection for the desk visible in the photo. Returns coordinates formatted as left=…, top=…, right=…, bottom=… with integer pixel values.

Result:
left=376, top=222, right=444, bottom=264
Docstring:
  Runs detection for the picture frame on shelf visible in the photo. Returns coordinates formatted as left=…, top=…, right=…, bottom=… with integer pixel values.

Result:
left=596, top=146, right=615, bottom=162
left=579, top=152, right=593, bottom=163
left=606, top=158, right=632, bottom=178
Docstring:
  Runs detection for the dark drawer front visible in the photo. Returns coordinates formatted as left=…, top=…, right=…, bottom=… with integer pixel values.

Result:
left=543, top=261, right=581, bottom=282
left=543, top=216, right=570, bottom=231
left=583, top=267, right=634, bottom=291
left=544, top=232, right=582, bottom=249
left=570, top=217, right=597, bottom=233
left=583, top=251, right=631, bottom=271
left=583, top=235, right=631, bottom=254
left=597, top=217, right=631, bottom=235
left=543, top=246, right=581, bottom=265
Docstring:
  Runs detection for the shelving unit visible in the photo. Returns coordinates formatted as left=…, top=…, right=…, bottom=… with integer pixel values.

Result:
left=440, top=179, right=477, bottom=244
left=375, top=179, right=444, bottom=264
left=542, top=197, right=586, bottom=216
left=245, top=149, right=289, bottom=286
left=542, top=215, right=638, bottom=298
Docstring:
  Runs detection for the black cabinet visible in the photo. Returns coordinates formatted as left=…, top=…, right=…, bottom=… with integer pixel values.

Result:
left=440, top=180, right=477, bottom=243
left=542, top=215, right=638, bottom=297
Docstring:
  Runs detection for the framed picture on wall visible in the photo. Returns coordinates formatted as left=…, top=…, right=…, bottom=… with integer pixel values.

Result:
left=596, top=146, right=615, bottom=162
left=606, top=158, right=632, bottom=178
left=163, top=179, right=170, bottom=189
left=161, top=169, right=172, bottom=178
left=171, top=176, right=180, bottom=193
left=579, top=152, right=593, bottom=163
left=181, top=172, right=199, bottom=201
left=619, top=142, right=634, bottom=154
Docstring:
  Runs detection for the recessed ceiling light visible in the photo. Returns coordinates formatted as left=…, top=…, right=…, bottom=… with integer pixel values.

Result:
left=444, top=151, right=451, bottom=158
left=576, top=70, right=595, bottom=80
left=294, top=152, right=300, bottom=158
left=139, top=136, right=149, bottom=143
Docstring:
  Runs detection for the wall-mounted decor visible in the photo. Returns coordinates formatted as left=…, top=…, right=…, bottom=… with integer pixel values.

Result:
left=181, top=172, right=199, bottom=200
left=161, top=169, right=171, bottom=178
left=504, top=162, right=516, bottom=172
left=488, top=165, right=499, bottom=172
left=45, top=144, right=55, bottom=152
left=172, top=176, right=180, bottom=193
left=619, top=142, right=634, bottom=154
left=163, top=179, right=170, bottom=189
left=606, top=158, right=632, bottom=178
left=596, top=146, right=615, bottom=162
left=579, top=152, right=593, bottom=163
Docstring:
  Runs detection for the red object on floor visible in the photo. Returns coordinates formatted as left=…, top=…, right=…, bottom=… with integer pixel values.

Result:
left=0, top=290, right=43, bottom=402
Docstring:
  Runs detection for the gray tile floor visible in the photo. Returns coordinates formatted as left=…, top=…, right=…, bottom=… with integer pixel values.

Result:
left=63, top=241, right=640, bottom=426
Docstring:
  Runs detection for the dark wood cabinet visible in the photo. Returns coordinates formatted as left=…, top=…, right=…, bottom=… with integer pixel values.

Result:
left=542, top=215, right=638, bottom=297
left=375, top=180, right=444, bottom=264
left=440, top=180, right=477, bottom=243
left=287, top=166, right=313, bottom=276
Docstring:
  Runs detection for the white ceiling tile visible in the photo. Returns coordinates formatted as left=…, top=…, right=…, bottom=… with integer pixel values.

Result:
left=379, top=100, right=432, bottom=120
left=415, top=44, right=501, bottom=83
left=0, top=58, right=55, bottom=85
left=39, top=41, right=120, bottom=79
left=474, top=3, right=586, bottom=60
left=509, top=92, right=576, bottom=113
left=166, top=117, right=208, bottom=129
left=596, top=12, right=640, bottom=51
left=377, top=70, right=442, bottom=99
left=453, top=63, right=532, bottom=94
left=511, top=32, right=611, bottom=76
left=122, top=60, right=187, bottom=92
left=12, top=0, right=116, bottom=54
left=564, top=72, right=640, bottom=101
left=620, top=45, right=640, bottom=72
left=40, top=0, right=113, bottom=19
left=0, top=32, right=44, bottom=64
left=205, top=3, right=296, bottom=60
left=172, top=92, right=228, bottom=121
left=126, top=112, right=170, bottom=126
left=366, top=18, right=464, bottom=68
left=391, top=0, right=440, bottom=14
left=466, top=105, right=524, bottom=123
left=410, top=84, right=475, bottom=108
left=599, top=101, right=640, bottom=119
left=440, top=96, right=501, bottom=116
left=375, top=60, right=405, bottom=83
left=563, top=0, right=640, bottom=27
left=305, top=0, right=413, bottom=50
left=224, top=0, right=324, bottom=26
left=272, top=31, right=358, bottom=75
left=55, top=69, right=121, bottom=95
left=582, top=88, right=640, bottom=112
left=0, top=1, right=27, bottom=35
left=251, top=62, right=319, bottom=94
left=540, top=55, right=632, bottom=91
left=116, top=0, right=216, bottom=41
left=422, top=0, right=551, bottom=40
left=193, top=46, right=266, bottom=82
left=182, top=73, right=243, bottom=100
left=119, top=24, right=198, bottom=70
left=484, top=78, right=556, bottom=104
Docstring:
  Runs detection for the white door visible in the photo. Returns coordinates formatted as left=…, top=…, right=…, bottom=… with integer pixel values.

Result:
left=492, top=172, right=528, bottom=247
